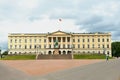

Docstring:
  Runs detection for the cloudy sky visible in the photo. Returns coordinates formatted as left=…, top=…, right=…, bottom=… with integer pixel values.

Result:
left=0, top=0, right=120, bottom=49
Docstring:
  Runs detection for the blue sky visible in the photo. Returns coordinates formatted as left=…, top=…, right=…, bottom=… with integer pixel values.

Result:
left=0, top=0, right=120, bottom=49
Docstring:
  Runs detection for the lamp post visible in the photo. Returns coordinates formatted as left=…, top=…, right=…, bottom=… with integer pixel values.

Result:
left=71, top=45, right=73, bottom=59
left=0, top=47, right=2, bottom=58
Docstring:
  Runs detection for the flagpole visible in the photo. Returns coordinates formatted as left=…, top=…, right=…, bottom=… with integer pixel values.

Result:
left=58, top=19, right=62, bottom=31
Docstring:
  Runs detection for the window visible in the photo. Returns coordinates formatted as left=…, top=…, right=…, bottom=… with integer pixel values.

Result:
left=92, top=39, right=94, bottom=42
left=63, top=44, right=65, bottom=48
left=98, top=38, right=100, bottom=42
left=19, top=39, right=21, bottom=43
left=98, top=44, right=100, bottom=48
left=34, top=45, right=37, bottom=49
left=25, top=45, right=27, bottom=49
left=67, top=37, right=70, bottom=42
left=92, top=44, right=94, bottom=48
left=15, top=45, right=17, bottom=49
left=39, top=45, right=41, bottom=48
left=88, top=39, right=89, bottom=42
left=68, top=44, right=70, bottom=48
left=49, top=44, right=51, bottom=48
left=44, top=39, right=46, bottom=42
left=34, top=39, right=36, bottom=43
left=102, top=38, right=104, bottom=42
left=102, top=45, right=104, bottom=48
left=39, top=39, right=41, bottom=42
left=44, top=45, right=46, bottom=48
left=78, top=39, right=80, bottom=42
left=83, top=44, right=85, bottom=48
left=30, top=45, right=32, bottom=49
left=10, top=39, right=12, bottom=43
left=88, top=44, right=90, bottom=48
left=107, top=44, right=109, bottom=48
left=30, top=39, right=32, bottom=43
left=15, top=39, right=17, bottom=43
left=78, top=44, right=80, bottom=48
left=19, top=45, right=21, bottom=49
left=10, top=45, right=12, bottom=49
left=73, top=44, right=75, bottom=48
left=107, top=39, right=109, bottom=42
left=73, top=39, right=75, bottom=42
left=83, top=39, right=85, bottom=42
left=25, top=39, right=27, bottom=43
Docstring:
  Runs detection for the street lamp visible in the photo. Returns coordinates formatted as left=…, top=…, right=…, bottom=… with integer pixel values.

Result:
left=71, top=45, right=73, bottom=59
left=0, top=47, right=2, bottom=58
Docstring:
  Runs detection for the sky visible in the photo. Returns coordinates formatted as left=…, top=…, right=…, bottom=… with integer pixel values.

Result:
left=0, top=0, right=120, bottom=49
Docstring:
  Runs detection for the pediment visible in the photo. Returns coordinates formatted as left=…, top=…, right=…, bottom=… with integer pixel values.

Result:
left=48, top=30, right=70, bottom=35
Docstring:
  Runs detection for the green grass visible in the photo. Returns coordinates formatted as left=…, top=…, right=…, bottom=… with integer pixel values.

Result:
left=0, top=55, right=36, bottom=60
left=74, top=54, right=112, bottom=59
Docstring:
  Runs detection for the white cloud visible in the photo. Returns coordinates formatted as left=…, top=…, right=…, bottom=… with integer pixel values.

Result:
left=0, top=0, right=120, bottom=44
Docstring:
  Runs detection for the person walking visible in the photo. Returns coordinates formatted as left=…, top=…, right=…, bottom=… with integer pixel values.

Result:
left=106, top=53, right=109, bottom=61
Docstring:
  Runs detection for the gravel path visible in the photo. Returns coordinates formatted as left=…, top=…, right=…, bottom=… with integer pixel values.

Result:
left=1, top=59, right=119, bottom=80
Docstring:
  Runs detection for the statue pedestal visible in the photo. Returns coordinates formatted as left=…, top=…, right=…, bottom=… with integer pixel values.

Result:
left=54, top=49, right=59, bottom=55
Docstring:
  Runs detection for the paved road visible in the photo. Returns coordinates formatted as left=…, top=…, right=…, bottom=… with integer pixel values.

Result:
left=0, top=61, right=29, bottom=80
left=33, top=59, right=120, bottom=80
left=0, top=59, right=120, bottom=80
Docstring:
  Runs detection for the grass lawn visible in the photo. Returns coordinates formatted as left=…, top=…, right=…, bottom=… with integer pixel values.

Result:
left=0, top=55, right=36, bottom=60
left=74, top=54, right=112, bottom=59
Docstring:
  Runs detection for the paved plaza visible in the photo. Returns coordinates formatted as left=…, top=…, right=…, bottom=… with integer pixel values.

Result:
left=0, top=59, right=120, bottom=80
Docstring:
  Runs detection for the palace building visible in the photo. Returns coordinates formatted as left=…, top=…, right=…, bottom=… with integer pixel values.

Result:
left=8, top=30, right=112, bottom=56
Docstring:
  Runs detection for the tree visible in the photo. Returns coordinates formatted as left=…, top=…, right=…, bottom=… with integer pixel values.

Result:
left=112, top=42, right=120, bottom=57
left=2, top=50, right=8, bottom=55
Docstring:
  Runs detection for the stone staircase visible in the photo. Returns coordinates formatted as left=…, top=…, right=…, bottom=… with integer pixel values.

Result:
left=36, top=54, right=72, bottom=59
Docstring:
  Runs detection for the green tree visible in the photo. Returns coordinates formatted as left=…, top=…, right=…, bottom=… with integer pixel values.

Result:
left=2, top=50, right=8, bottom=55
left=112, top=42, right=120, bottom=57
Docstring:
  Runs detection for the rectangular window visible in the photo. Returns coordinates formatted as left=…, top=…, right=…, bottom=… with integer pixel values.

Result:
left=10, top=39, right=12, bottom=43
left=49, top=44, right=51, bottom=48
left=10, top=45, right=12, bottom=49
left=78, top=44, right=80, bottom=48
left=68, top=44, right=70, bottom=48
left=83, top=44, right=85, bottom=48
left=88, top=39, right=89, bottom=42
left=73, top=39, right=75, bottom=42
left=44, top=39, right=46, bottom=42
left=44, top=45, right=46, bottom=48
left=19, top=45, right=21, bottom=49
left=39, top=39, right=41, bottom=42
left=78, top=39, right=80, bottom=42
left=107, top=39, right=109, bottom=42
left=19, top=39, right=21, bottom=43
left=25, top=39, right=27, bottom=43
left=102, top=45, right=104, bottom=48
left=15, top=39, right=17, bottom=43
left=98, top=38, right=100, bottom=42
left=107, top=44, right=109, bottom=48
left=63, top=44, right=65, bottom=48
left=88, top=44, right=90, bottom=48
left=92, top=44, right=94, bottom=48
left=102, top=39, right=104, bottom=42
left=92, top=39, right=94, bottom=42
left=15, top=45, right=17, bottom=49
left=73, top=44, right=75, bottom=48
left=34, top=39, right=36, bottom=43
left=83, top=39, right=85, bottom=42
left=98, top=44, right=100, bottom=48
left=25, top=45, right=27, bottom=49
left=67, top=37, right=70, bottom=42
left=30, top=39, right=32, bottom=43
left=39, top=45, right=41, bottom=48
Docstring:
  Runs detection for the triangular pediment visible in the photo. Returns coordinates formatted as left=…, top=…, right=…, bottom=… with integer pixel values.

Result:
left=48, top=30, right=70, bottom=35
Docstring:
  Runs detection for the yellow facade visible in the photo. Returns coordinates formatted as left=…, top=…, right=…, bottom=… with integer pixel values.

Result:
left=8, top=30, right=112, bottom=56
